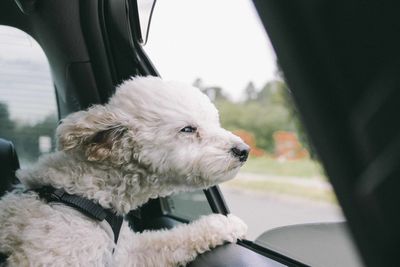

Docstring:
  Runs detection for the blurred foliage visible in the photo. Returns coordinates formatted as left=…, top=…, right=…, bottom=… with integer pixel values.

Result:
left=197, top=79, right=310, bottom=154
left=0, top=102, right=57, bottom=164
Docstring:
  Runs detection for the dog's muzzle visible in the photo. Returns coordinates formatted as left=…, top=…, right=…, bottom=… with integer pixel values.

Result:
left=231, top=144, right=250, bottom=162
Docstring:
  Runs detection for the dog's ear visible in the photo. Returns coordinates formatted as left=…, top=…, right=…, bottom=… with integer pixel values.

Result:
left=56, top=105, right=129, bottom=161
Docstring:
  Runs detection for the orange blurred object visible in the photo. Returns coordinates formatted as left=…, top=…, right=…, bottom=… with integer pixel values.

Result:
left=273, top=131, right=309, bottom=160
left=233, top=130, right=266, bottom=157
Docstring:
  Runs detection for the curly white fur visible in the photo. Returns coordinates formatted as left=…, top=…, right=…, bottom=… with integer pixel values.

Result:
left=0, top=76, right=248, bottom=266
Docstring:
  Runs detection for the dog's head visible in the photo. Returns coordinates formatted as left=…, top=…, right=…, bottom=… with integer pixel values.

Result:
left=57, top=76, right=249, bottom=190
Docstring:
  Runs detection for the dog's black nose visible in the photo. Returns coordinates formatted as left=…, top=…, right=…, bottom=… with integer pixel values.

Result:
left=231, top=144, right=250, bottom=162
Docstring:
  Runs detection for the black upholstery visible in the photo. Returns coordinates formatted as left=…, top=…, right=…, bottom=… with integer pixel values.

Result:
left=188, top=243, right=287, bottom=267
left=0, top=138, right=20, bottom=197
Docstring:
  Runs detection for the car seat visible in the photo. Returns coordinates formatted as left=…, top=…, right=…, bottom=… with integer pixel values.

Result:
left=0, top=138, right=20, bottom=197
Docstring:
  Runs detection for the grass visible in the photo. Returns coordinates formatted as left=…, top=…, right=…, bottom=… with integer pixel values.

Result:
left=241, top=156, right=325, bottom=179
left=224, top=156, right=337, bottom=203
left=224, top=179, right=337, bottom=203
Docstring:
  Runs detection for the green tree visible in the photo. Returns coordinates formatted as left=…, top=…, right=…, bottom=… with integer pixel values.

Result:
left=194, top=78, right=312, bottom=154
left=201, top=86, right=228, bottom=102
left=216, top=80, right=308, bottom=152
left=243, top=82, right=257, bottom=101
left=216, top=82, right=296, bottom=152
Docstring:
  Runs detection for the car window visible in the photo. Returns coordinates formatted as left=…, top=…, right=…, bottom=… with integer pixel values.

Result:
left=160, top=190, right=213, bottom=221
left=0, top=26, right=57, bottom=167
left=144, top=0, right=345, bottom=247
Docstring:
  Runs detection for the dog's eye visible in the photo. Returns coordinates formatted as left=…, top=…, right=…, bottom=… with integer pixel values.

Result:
left=180, top=126, right=197, bottom=133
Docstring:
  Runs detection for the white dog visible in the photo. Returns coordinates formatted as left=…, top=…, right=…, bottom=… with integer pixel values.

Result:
left=0, top=76, right=249, bottom=267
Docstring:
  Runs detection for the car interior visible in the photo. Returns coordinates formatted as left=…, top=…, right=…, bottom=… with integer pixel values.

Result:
left=1, top=0, right=399, bottom=266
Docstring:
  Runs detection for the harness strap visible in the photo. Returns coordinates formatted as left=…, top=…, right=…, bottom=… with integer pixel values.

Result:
left=33, top=186, right=123, bottom=244
left=0, top=252, right=7, bottom=265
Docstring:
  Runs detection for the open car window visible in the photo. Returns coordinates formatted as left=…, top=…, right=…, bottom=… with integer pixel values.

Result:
left=142, top=1, right=363, bottom=266
left=0, top=26, right=57, bottom=167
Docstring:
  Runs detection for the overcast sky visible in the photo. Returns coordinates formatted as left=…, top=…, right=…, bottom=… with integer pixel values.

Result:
left=0, top=0, right=277, bottom=123
left=145, top=0, right=277, bottom=100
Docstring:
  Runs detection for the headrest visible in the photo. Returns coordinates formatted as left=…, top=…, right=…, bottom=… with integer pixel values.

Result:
left=0, top=138, right=20, bottom=197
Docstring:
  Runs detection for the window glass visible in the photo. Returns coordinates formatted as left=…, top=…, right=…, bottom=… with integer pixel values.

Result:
left=144, top=0, right=344, bottom=247
left=0, top=26, right=57, bottom=167
left=160, top=190, right=213, bottom=221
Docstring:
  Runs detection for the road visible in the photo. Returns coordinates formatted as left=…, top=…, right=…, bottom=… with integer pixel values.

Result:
left=219, top=184, right=345, bottom=240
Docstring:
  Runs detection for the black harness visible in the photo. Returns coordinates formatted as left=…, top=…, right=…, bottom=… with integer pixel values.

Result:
left=33, top=186, right=123, bottom=244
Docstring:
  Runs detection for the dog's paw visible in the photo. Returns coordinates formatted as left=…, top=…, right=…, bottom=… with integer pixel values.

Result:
left=226, top=214, right=248, bottom=241
left=197, top=213, right=247, bottom=244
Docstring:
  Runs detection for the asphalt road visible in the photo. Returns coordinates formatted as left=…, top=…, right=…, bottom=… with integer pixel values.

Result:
left=219, top=185, right=345, bottom=240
